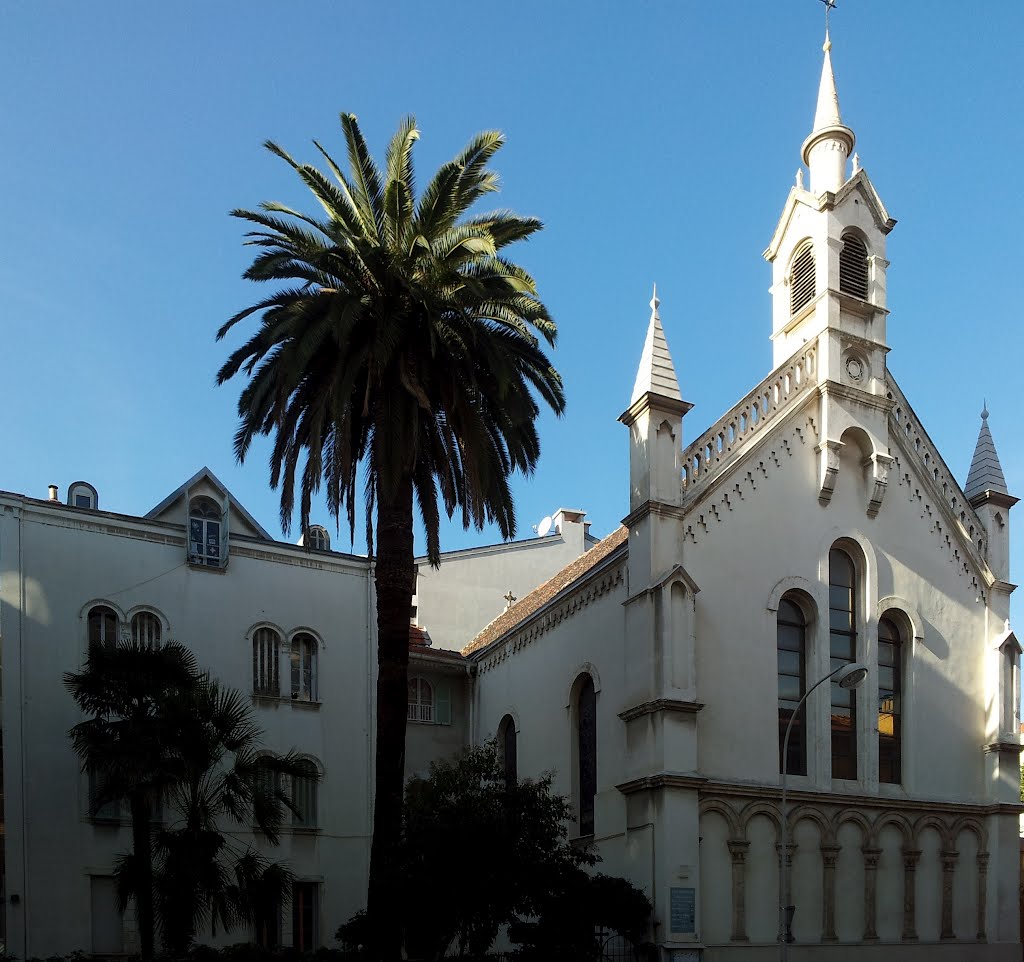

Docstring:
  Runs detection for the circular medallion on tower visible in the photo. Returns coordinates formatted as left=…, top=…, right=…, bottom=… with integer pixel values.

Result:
left=844, top=354, right=867, bottom=384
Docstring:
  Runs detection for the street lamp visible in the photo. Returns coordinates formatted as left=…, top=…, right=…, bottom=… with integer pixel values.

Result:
left=778, top=661, right=868, bottom=959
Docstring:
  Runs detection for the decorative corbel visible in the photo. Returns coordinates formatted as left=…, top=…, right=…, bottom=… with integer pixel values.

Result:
left=816, top=439, right=844, bottom=505
left=866, top=452, right=893, bottom=518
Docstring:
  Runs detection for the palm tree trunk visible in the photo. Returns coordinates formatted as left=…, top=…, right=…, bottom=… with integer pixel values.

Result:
left=366, top=472, right=414, bottom=959
left=129, top=791, right=155, bottom=960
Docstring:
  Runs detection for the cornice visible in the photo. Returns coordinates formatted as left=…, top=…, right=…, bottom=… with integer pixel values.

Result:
left=618, top=699, right=704, bottom=722
left=618, top=392, right=693, bottom=428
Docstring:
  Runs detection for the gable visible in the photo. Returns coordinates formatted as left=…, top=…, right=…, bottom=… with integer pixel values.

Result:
left=145, top=466, right=272, bottom=541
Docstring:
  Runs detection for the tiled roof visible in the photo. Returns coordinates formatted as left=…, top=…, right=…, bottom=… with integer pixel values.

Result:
left=965, top=408, right=1008, bottom=501
left=462, top=526, right=629, bottom=657
left=409, top=625, right=432, bottom=647
left=409, top=644, right=466, bottom=663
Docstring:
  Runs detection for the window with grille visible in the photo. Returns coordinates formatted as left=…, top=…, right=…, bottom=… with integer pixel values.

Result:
left=407, top=677, right=433, bottom=722
left=877, top=615, right=903, bottom=784
left=577, top=675, right=597, bottom=836
left=306, top=526, right=330, bottom=551
left=88, top=606, right=119, bottom=649
left=290, top=633, right=317, bottom=702
left=790, top=242, right=816, bottom=315
left=253, top=627, right=281, bottom=696
left=839, top=233, right=869, bottom=299
left=131, top=611, right=162, bottom=648
left=829, top=547, right=858, bottom=779
left=188, top=496, right=222, bottom=567
left=291, top=760, right=319, bottom=829
left=777, top=596, right=808, bottom=776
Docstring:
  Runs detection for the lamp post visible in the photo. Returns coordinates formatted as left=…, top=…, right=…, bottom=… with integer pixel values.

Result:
left=779, top=661, right=868, bottom=960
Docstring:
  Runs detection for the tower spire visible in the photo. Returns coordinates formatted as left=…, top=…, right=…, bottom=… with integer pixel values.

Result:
left=630, top=284, right=682, bottom=404
left=966, top=404, right=1009, bottom=502
left=801, top=29, right=856, bottom=193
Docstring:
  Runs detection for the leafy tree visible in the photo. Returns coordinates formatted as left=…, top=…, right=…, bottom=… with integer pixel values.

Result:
left=345, top=741, right=649, bottom=960
left=65, top=641, right=202, bottom=961
left=217, top=112, right=564, bottom=953
left=148, top=678, right=312, bottom=954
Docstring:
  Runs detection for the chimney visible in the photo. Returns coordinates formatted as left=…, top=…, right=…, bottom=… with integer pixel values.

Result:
left=47, top=484, right=58, bottom=502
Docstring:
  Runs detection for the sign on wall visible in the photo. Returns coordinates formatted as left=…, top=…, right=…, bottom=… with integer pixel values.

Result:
left=669, top=886, right=696, bottom=935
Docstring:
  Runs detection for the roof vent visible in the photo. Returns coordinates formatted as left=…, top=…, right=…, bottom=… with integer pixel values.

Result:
left=47, top=484, right=58, bottom=502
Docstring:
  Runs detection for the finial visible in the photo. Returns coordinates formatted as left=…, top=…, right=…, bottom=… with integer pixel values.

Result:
left=851, top=152, right=860, bottom=174
left=823, top=30, right=832, bottom=53
left=796, top=168, right=805, bottom=189
left=650, top=283, right=660, bottom=315
left=981, top=400, right=989, bottom=421
left=820, top=0, right=837, bottom=37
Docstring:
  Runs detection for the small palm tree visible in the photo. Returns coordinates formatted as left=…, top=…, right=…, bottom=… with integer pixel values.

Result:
left=217, top=112, right=564, bottom=952
left=149, top=677, right=311, bottom=954
left=65, top=641, right=202, bottom=961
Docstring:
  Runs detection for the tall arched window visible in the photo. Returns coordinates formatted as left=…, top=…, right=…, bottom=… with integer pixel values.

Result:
left=829, top=548, right=858, bottom=779
left=290, top=633, right=318, bottom=702
left=305, top=526, right=330, bottom=551
left=790, top=241, right=816, bottom=315
left=498, top=715, right=518, bottom=787
left=253, top=627, right=281, bottom=696
left=189, top=496, right=222, bottom=567
left=839, top=232, right=869, bottom=299
left=408, top=677, right=433, bottom=722
left=291, top=759, right=319, bottom=829
left=577, top=676, right=597, bottom=836
left=88, top=606, right=119, bottom=649
left=777, top=596, right=808, bottom=776
left=877, top=615, right=903, bottom=784
left=131, top=611, right=162, bottom=648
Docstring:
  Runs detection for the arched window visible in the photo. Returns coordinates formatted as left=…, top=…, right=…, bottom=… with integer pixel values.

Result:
left=408, top=677, right=433, bottom=722
left=577, top=675, right=597, bottom=836
left=777, top=596, right=808, bottom=776
left=839, top=232, right=869, bottom=299
left=306, top=526, right=330, bottom=551
left=88, top=605, right=119, bottom=649
left=877, top=615, right=903, bottom=784
left=68, top=481, right=98, bottom=510
left=290, top=633, right=318, bottom=702
left=790, top=241, right=816, bottom=315
left=131, top=611, right=162, bottom=648
left=829, top=548, right=858, bottom=779
left=498, top=715, right=518, bottom=787
left=188, top=496, right=222, bottom=568
left=291, top=759, right=319, bottom=829
left=253, top=627, right=281, bottom=696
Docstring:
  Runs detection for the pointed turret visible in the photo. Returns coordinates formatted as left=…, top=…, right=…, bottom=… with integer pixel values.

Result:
left=966, top=404, right=1009, bottom=502
left=620, top=287, right=692, bottom=514
left=630, top=285, right=682, bottom=404
left=801, top=32, right=856, bottom=194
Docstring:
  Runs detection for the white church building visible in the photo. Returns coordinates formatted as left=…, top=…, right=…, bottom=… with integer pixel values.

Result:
left=0, top=29, right=1019, bottom=962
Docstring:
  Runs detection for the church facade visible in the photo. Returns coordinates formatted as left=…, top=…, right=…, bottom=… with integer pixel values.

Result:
left=464, top=32, right=1021, bottom=962
left=0, top=29, right=1019, bottom=962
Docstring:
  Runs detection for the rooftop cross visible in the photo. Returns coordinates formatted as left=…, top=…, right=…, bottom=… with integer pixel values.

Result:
left=820, top=0, right=837, bottom=33
left=504, top=589, right=517, bottom=610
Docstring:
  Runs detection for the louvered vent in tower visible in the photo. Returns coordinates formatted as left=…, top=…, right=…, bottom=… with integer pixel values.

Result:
left=840, top=233, right=869, bottom=299
left=790, top=242, right=816, bottom=316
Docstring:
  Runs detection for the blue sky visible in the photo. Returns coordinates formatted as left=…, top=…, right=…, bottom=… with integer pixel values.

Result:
left=2, top=2, right=1021, bottom=617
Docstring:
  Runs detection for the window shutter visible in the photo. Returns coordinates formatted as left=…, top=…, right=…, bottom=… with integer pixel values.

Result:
left=790, top=242, right=816, bottom=315
left=839, top=234, right=869, bottom=299
left=220, top=500, right=230, bottom=567
left=435, top=682, right=452, bottom=726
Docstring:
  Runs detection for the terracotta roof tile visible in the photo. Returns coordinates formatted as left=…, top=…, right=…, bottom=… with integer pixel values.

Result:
left=461, top=526, right=629, bottom=657
left=409, top=644, right=466, bottom=663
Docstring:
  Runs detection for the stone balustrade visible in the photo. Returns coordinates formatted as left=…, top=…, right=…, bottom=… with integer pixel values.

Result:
left=681, top=342, right=817, bottom=501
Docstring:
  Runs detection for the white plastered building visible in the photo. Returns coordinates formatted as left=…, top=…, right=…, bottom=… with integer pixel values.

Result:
left=0, top=30, right=1020, bottom=962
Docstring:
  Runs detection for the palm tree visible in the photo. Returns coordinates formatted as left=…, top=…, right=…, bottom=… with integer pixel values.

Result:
left=148, top=677, right=311, bottom=954
left=65, top=641, right=202, bottom=961
left=216, top=113, right=564, bottom=952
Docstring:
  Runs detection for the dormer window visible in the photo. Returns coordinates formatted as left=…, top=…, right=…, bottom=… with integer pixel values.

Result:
left=68, top=481, right=98, bottom=510
left=305, top=526, right=330, bottom=552
left=839, top=232, right=869, bottom=299
left=188, top=496, right=223, bottom=568
left=790, top=241, right=816, bottom=315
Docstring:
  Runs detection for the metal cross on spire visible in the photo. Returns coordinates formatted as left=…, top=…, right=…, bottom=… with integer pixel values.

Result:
left=820, top=0, right=837, bottom=32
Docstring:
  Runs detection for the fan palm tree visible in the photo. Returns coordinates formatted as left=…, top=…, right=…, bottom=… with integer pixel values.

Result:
left=65, top=641, right=202, bottom=961
left=216, top=112, right=564, bottom=952
left=148, top=678, right=311, bottom=954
